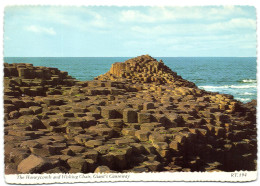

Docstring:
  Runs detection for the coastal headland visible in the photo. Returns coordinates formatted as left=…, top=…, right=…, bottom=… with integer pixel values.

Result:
left=4, top=55, right=257, bottom=174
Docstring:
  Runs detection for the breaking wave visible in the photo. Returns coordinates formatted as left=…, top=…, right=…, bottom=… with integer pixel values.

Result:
left=236, top=98, right=251, bottom=102
left=241, top=79, right=257, bottom=83
left=199, top=84, right=257, bottom=90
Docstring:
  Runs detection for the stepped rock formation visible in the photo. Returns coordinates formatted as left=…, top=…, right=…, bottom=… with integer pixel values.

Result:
left=4, top=55, right=257, bottom=174
left=97, top=55, right=196, bottom=88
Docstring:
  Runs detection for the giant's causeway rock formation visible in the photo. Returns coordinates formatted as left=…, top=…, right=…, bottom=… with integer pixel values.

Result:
left=4, top=55, right=257, bottom=174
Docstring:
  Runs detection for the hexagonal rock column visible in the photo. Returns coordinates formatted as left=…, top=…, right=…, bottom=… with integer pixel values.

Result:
left=123, top=108, right=138, bottom=123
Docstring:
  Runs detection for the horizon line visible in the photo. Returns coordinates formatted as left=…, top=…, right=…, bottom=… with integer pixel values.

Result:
left=4, top=56, right=257, bottom=58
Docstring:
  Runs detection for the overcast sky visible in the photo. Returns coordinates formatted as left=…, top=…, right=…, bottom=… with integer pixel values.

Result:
left=4, top=6, right=256, bottom=57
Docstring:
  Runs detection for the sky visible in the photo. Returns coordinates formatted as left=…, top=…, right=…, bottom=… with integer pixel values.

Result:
left=4, top=6, right=256, bottom=57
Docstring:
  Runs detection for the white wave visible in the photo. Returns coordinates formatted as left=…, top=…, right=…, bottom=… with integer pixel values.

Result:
left=243, top=92, right=255, bottom=95
left=236, top=98, right=251, bottom=102
left=230, top=85, right=256, bottom=89
left=199, top=84, right=257, bottom=90
left=242, top=79, right=257, bottom=83
left=199, top=85, right=219, bottom=89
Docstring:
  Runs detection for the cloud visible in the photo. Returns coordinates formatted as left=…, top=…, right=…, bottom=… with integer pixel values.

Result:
left=207, top=18, right=256, bottom=31
left=119, top=6, right=253, bottom=23
left=130, top=17, right=256, bottom=38
left=20, top=7, right=110, bottom=32
left=123, top=32, right=256, bottom=54
left=119, top=10, right=157, bottom=22
left=25, top=25, right=56, bottom=35
left=4, top=6, right=256, bottom=57
left=88, top=12, right=108, bottom=28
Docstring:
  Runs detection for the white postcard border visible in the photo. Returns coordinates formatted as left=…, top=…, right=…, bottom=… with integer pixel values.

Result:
left=5, top=171, right=257, bottom=184
left=1, top=0, right=259, bottom=185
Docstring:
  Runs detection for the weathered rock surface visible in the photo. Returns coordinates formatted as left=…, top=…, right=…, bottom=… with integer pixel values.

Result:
left=4, top=55, right=257, bottom=174
left=17, top=154, right=57, bottom=173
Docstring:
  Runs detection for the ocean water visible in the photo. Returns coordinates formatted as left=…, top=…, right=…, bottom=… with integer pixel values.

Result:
left=4, top=57, right=257, bottom=103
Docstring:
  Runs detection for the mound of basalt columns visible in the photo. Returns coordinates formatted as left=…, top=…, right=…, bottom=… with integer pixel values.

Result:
left=4, top=55, right=257, bottom=174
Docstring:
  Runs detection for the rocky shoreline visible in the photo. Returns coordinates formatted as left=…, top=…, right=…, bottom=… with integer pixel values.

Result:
left=4, top=55, right=257, bottom=174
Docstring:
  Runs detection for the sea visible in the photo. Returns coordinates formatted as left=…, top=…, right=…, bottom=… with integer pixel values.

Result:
left=4, top=57, right=257, bottom=103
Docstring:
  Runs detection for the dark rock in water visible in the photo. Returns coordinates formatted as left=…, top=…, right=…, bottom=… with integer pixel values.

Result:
left=4, top=55, right=257, bottom=174
left=244, top=99, right=257, bottom=109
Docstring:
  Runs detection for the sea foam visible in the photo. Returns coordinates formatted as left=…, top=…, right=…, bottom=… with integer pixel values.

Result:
left=237, top=98, right=251, bottom=102
left=243, top=92, right=255, bottom=96
left=242, top=79, right=257, bottom=83
left=199, top=84, right=257, bottom=90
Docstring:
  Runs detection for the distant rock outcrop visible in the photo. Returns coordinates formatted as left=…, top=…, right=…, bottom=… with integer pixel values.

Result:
left=97, top=55, right=196, bottom=88
left=4, top=63, right=77, bottom=97
left=4, top=55, right=257, bottom=174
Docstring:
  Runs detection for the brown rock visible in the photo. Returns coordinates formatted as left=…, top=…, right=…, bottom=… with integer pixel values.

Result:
left=108, top=119, right=123, bottom=128
left=5, top=146, right=30, bottom=164
left=149, top=132, right=167, bottom=143
left=143, top=160, right=162, bottom=171
left=109, top=150, right=127, bottom=170
left=135, top=130, right=151, bottom=141
left=85, top=140, right=103, bottom=148
left=138, top=113, right=151, bottom=123
left=99, top=154, right=114, bottom=168
left=169, top=141, right=181, bottom=151
left=122, top=128, right=136, bottom=136
left=17, top=154, right=53, bottom=173
left=94, top=166, right=115, bottom=173
left=143, top=102, right=155, bottom=110
left=29, top=106, right=43, bottom=114
left=74, top=134, right=93, bottom=144
left=68, top=145, right=86, bottom=154
left=67, top=157, right=87, bottom=172
left=101, top=106, right=117, bottom=119
left=4, top=104, right=16, bottom=113
left=9, top=110, right=20, bottom=119
left=123, top=108, right=138, bottom=123
left=152, top=142, right=169, bottom=150
left=96, top=128, right=114, bottom=138
left=83, top=150, right=99, bottom=162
